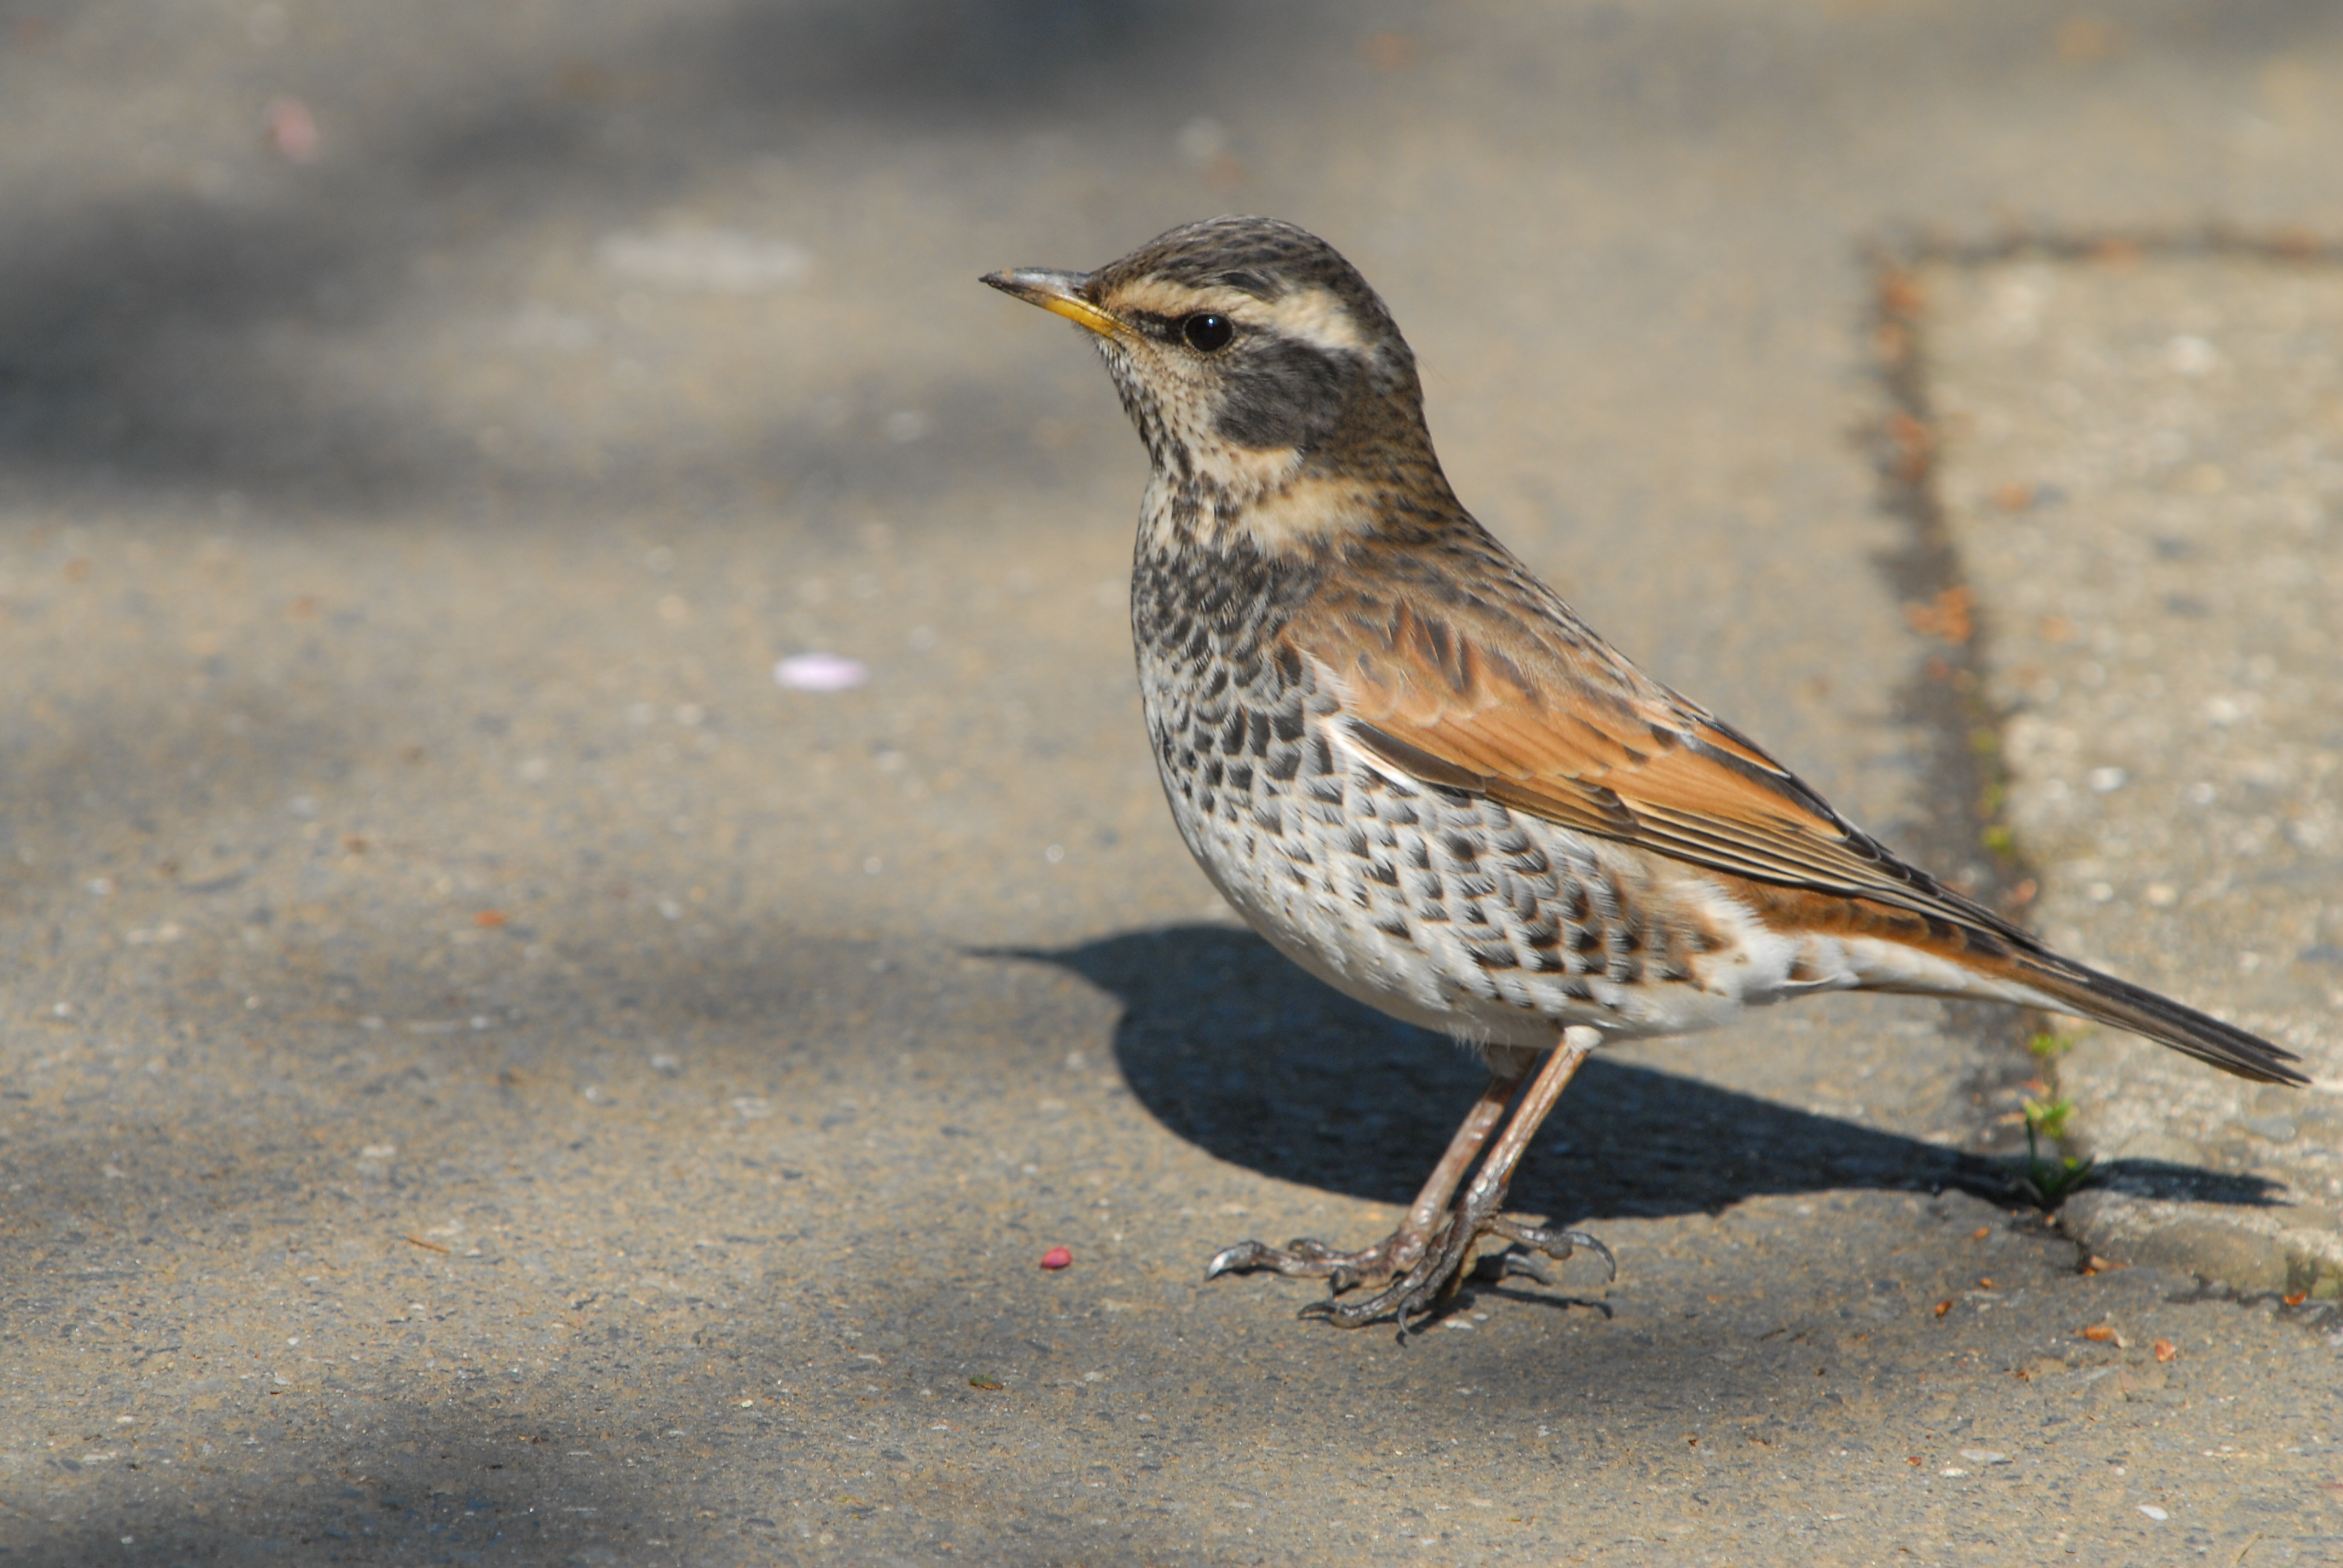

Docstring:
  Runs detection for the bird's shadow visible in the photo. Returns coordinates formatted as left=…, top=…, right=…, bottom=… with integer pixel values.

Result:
left=995, top=924, right=2283, bottom=1221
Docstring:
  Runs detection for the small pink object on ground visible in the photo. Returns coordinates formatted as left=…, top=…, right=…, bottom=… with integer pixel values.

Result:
left=267, top=97, right=320, bottom=162
left=773, top=652, right=868, bottom=692
left=1039, top=1247, right=1072, bottom=1271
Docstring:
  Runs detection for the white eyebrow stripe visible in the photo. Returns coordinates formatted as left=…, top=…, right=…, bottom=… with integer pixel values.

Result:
left=1112, top=278, right=1261, bottom=322
left=1108, top=281, right=1368, bottom=354
left=1255, top=288, right=1368, bottom=353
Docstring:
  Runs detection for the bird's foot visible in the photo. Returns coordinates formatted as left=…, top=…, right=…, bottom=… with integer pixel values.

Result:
left=1203, top=1231, right=1418, bottom=1295
left=1476, top=1217, right=1616, bottom=1289
left=1297, top=1198, right=1614, bottom=1334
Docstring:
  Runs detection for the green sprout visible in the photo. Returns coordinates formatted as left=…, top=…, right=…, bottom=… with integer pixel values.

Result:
left=2025, top=1030, right=2075, bottom=1061
left=2012, top=1027, right=2094, bottom=1207
left=2015, top=1097, right=2096, bottom=1209
left=2022, top=1093, right=2076, bottom=1142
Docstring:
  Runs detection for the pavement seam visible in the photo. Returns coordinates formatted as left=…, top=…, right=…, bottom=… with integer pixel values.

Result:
left=1870, top=224, right=2343, bottom=1328
left=1858, top=238, right=2044, bottom=1185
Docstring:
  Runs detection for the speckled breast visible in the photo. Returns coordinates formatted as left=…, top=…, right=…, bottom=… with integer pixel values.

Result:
left=1129, top=541, right=1720, bottom=1050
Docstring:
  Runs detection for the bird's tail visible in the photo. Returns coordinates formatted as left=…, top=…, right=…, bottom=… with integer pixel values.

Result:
left=1999, top=953, right=2307, bottom=1086
left=1722, top=875, right=2305, bottom=1085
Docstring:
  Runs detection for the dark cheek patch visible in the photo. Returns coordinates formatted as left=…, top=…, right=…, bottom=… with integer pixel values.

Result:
left=1214, top=339, right=1360, bottom=451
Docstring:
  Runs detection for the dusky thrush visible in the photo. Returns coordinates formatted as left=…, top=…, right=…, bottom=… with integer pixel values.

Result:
left=983, top=215, right=2303, bottom=1330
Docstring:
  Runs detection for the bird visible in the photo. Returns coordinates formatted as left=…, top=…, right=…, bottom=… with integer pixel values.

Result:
left=981, top=215, right=2305, bottom=1331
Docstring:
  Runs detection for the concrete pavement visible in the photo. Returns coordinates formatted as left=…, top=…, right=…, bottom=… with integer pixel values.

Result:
left=1928, top=246, right=2343, bottom=1295
left=4, top=2, right=2342, bottom=1562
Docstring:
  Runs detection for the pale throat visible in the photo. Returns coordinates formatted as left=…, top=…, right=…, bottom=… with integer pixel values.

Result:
left=1141, top=441, right=1380, bottom=558
left=1104, top=284, right=1388, bottom=557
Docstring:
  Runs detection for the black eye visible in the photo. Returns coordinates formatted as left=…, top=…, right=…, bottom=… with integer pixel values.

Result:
left=1181, top=313, right=1234, bottom=352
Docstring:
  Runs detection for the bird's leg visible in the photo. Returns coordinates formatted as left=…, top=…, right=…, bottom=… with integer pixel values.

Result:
left=1303, top=1026, right=1611, bottom=1331
left=1204, top=1056, right=1530, bottom=1293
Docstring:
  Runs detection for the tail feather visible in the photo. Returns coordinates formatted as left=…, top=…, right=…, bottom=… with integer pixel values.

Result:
left=1720, top=875, right=2307, bottom=1085
left=2013, top=956, right=2307, bottom=1086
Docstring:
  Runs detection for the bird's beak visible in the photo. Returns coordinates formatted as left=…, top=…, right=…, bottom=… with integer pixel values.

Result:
left=981, top=267, right=1122, bottom=339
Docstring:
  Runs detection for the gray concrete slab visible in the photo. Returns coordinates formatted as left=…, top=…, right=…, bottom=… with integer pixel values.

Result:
left=1928, top=251, right=2343, bottom=1293
left=4, top=2, right=2343, bottom=1563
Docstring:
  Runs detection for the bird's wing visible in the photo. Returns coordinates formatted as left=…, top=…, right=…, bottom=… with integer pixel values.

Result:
left=1299, top=564, right=2306, bottom=1084
left=1299, top=575, right=2036, bottom=948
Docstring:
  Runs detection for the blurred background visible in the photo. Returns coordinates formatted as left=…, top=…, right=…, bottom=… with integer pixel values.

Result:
left=5, top=0, right=2336, bottom=937
left=2, top=2, right=2341, bottom=1562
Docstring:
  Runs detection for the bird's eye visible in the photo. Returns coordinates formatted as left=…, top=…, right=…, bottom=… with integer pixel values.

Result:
left=1181, top=313, right=1234, bottom=352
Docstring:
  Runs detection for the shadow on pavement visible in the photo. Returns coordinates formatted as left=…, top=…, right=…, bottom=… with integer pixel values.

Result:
left=2088, top=1159, right=2296, bottom=1208
left=8, top=0, right=2335, bottom=509
left=1003, top=923, right=2286, bottom=1222
left=0, top=0, right=1320, bottom=506
left=675, top=0, right=1318, bottom=132
left=10, top=1404, right=661, bottom=1567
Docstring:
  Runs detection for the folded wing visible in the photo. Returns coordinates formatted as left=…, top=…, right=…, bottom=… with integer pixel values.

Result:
left=1296, top=565, right=2303, bottom=1085
left=1306, top=581, right=2027, bottom=945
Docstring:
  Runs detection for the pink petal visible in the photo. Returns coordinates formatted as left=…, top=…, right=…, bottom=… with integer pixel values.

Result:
left=773, top=652, right=868, bottom=693
left=267, top=98, right=321, bottom=163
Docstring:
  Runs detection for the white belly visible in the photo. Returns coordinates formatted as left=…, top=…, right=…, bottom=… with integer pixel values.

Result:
left=1157, top=730, right=1789, bottom=1050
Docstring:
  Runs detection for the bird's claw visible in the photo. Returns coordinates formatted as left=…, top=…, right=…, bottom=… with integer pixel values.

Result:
left=1473, top=1249, right=1551, bottom=1285
left=1488, top=1218, right=1617, bottom=1282
left=1270, top=1206, right=1614, bottom=1333
left=1203, top=1241, right=1271, bottom=1281
left=1204, top=1236, right=1380, bottom=1292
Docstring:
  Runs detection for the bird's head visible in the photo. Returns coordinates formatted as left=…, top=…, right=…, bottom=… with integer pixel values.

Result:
left=985, top=216, right=1452, bottom=552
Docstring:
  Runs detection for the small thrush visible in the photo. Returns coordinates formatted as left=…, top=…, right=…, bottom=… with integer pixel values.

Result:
left=983, top=216, right=2303, bottom=1330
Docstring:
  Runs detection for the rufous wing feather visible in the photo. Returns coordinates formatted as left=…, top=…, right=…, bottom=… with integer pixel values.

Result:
left=1303, top=586, right=2013, bottom=938
left=1294, top=573, right=2305, bottom=1085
